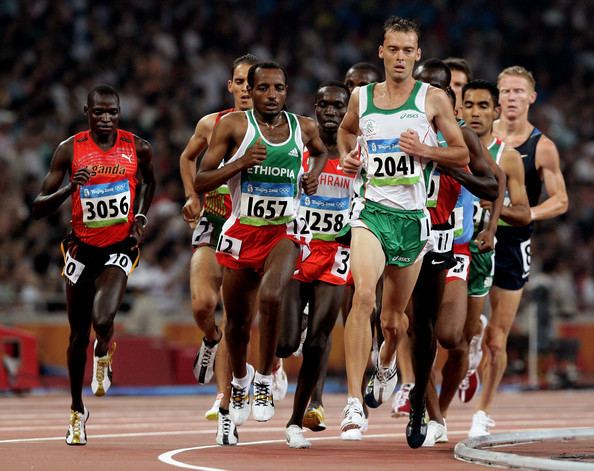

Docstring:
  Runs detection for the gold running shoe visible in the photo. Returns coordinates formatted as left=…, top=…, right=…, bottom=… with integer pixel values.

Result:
left=66, top=407, right=90, bottom=446
left=303, top=405, right=326, bottom=432
left=92, top=340, right=117, bottom=396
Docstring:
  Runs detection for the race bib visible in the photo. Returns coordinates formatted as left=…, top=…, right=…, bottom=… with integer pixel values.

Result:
left=432, top=227, right=454, bottom=254
left=106, top=253, right=134, bottom=276
left=239, top=181, right=295, bottom=225
left=80, top=180, right=130, bottom=228
left=63, top=251, right=85, bottom=284
left=330, top=246, right=351, bottom=280
left=448, top=206, right=464, bottom=238
left=447, top=254, right=470, bottom=280
left=473, top=200, right=489, bottom=230
left=300, top=195, right=349, bottom=239
left=426, top=171, right=440, bottom=208
left=366, top=138, right=420, bottom=186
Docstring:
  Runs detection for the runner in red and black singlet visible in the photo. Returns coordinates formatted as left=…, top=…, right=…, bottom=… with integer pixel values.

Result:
left=32, top=85, right=155, bottom=446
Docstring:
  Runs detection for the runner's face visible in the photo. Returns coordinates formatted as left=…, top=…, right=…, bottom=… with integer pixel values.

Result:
left=86, top=94, right=119, bottom=137
left=250, top=68, right=287, bottom=117
left=498, top=75, right=536, bottom=120
left=228, top=63, right=252, bottom=111
left=315, top=87, right=348, bottom=133
left=450, top=69, right=469, bottom=116
left=344, top=69, right=379, bottom=94
left=462, top=89, right=499, bottom=137
left=379, top=30, right=420, bottom=83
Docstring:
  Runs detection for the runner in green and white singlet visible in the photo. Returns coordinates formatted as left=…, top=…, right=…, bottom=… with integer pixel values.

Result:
left=337, top=16, right=469, bottom=447
left=195, top=62, right=327, bottom=433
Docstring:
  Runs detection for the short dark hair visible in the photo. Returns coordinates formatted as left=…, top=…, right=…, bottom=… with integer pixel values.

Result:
left=383, top=16, right=420, bottom=43
left=247, top=61, right=288, bottom=88
left=316, top=80, right=350, bottom=98
left=347, top=62, right=382, bottom=81
left=87, top=85, right=119, bottom=106
left=231, top=53, right=259, bottom=76
left=444, top=57, right=473, bottom=81
left=462, top=79, right=500, bottom=106
left=413, top=58, right=452, bottom=90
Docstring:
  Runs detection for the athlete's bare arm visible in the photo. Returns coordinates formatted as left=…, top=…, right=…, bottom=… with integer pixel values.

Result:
left=337, top=88, right=361, bottom=175
left=131, top=136, right=156, bottom=244
left=32, top=138, right=90, bottom=219
left=400, top=87, right=469, bottom=168
left=497, top=147, right=531, bottom=226
left=179, top=113, right=217, bottom=227
left=440, top=127, right=499, bottom=201
left=194, top=113, right=264, bottom=194
left=533, top=135, right=568, bottom=221
left=298, top=116, right=328, bottom=195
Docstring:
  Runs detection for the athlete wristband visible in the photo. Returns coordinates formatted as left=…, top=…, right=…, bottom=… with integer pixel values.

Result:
left=134, top=213, right=148, bottom=229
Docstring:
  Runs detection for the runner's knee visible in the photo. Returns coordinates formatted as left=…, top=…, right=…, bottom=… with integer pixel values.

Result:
left=351, top=286, right=376, bottom=317
left=68, top=330, right=90, bottom=350
left=380, top=312, right=406, bottom=340
left=191, top=290, right=218, bottom=321
left=485, top=325, right=506, bottom=358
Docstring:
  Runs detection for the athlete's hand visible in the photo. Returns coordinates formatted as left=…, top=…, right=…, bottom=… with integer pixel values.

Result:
left=182, top=195, right=202, bottom=229
left=301, top=172, right=318, bottom=195
left=340, top=148, right=361, bottom=175
left=399, top=129, right=426, bottom=157
left=130, top=218, right=147, bottom=249
left=70, top=166, right=92, bottom=192
left=240, top=138, right=267, bottom=169
left=474, top=228, right=495, bottom=252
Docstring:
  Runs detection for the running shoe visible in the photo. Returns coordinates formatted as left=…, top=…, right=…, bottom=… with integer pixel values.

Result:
left=65, top=407, right=90, bottom=446
left=216, top=410, right=238, bottom=446
left=252, top=372, right=275, bottom=422
left=422, top=420, right=448, bottom=447
left=229, top=364, right=254, bottom=426
left=468, top=410, right=495, bottom=438
left=391, top=383, right=413, bottom=418
left=286, top=424, right=311, bottom=449
left=193, top=336, right=219, bottom=384
left=458, top=369, right=480, bottom=403
left=364, top=342, right=398, bottom=408
left=406, top=389, right=427, bottom=449
left=205, top=392, right=224, bottom=421
left=340, top=397, right=365, bottom=441
left=271, top=359, right=288, bottom=401
left=303, top=405, right=326, bottom=432
left=91, top=340, right=116, bottom=396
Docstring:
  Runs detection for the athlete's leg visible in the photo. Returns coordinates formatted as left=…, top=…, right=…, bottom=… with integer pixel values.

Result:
left=277, top=279, right=308, bottom=358
left=92, top=267, right=128, bottom=356
left=409, top=261, right=443, bottom=413
left=190, top=247, right=223, bottom=344
left=478, top=286, right=523, bottom=413
left=222, top=268, right=260, bottom=379
left=397, top=301, right=416, bottom=385
left=288, top=282, right=344, bottom=427
left=380, top=261, right=423, bottom=372
left=66, top=280, right=95, bottom=413
left=434, top=279, right=468, bottom=418
left=344, top=227, right=385, bottom=399
left=258, top=238, right=300, bottom=375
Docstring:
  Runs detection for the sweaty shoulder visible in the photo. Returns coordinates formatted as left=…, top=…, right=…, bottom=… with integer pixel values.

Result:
left=425, top=86, right=450, bottom=120
left=133, top=134, right=152, bottom=153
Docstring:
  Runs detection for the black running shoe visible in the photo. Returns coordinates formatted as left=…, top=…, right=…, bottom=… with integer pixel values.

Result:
left=406, top=389, right=427, bottom=449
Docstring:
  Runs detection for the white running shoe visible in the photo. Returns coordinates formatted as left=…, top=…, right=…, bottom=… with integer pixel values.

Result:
left=468, top=410, right=495, bottom=438
left=286, top=425, right=311, bottom=449
left=230, top=364, right=254, bottom=426
left=252, top=372, right=275, bottom=422
left=391, top=382, right=413, bottom=418
left=66, top=407, right=90, bottom=446
left=91, top=340, right=116, bottom=396
left=468, top=314, right=487, bottom=372
left=364, top=342, right=398, bottom=408
left=216, top=410, right=238, bottom=446
left=271, top=359, right=288, bottom=401
left=193, top=336, right=219, bottom=384
left=422, top=420, right=448, bottom=447
left=340, top=397, right=365, bottom=441
left=205, top=392, right=224, bottom=421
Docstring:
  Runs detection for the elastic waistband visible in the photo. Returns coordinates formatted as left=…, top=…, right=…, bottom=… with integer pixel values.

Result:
left=364, top=200, right=424, bottom=217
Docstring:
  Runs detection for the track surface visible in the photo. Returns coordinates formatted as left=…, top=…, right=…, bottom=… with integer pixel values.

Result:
left=1, top=390, right=594, bottom=470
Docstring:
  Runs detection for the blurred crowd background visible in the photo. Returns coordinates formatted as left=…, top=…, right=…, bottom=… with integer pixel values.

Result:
left=0, top=1, right=592, bottom=379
